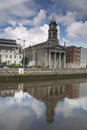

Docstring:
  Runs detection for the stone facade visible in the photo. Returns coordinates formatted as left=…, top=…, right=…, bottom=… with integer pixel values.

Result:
left=25, top=17, right=66, bottom=69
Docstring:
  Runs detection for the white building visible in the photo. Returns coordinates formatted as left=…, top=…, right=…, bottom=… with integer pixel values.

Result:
left=0, top=39, right=23, bottom=65
left=80, top=47, right=87, bottom=68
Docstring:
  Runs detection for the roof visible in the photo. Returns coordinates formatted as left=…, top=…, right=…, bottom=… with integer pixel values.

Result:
left=0, top=46, right=18, bottom=50
left=66, top=45, right=80, bottom=49
left=0, top=38, right=17, bottom=45
left=25, top=41, right=47, bottom=51
left=25, top=40, right=66, bottom=51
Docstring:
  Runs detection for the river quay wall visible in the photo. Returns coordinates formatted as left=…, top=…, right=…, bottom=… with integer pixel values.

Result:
left=0, top=68, right=87, bottom=82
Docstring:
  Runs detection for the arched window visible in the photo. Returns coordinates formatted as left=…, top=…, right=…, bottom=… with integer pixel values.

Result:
left=53, top=32, right=57, bottom=38
left=49, top=32, right=51, bottom=38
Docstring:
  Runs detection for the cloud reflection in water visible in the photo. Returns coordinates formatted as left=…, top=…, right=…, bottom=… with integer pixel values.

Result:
left=0, top=90, right=46, bottom=130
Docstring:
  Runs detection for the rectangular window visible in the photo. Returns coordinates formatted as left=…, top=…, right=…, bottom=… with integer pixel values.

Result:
left=10, top=55, right=12, bottom=58
left=6, top=55, right=8, bottom=58
left=14, top=55, right=16, bottom=58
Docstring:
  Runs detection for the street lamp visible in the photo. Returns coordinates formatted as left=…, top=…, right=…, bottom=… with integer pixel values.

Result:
left=17, top=39, right=35, bottom=70
left=22, top=40, right=25, bottom=69
left=17, top=39, right=25, bottom=73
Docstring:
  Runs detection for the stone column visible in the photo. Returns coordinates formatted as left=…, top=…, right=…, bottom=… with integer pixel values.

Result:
left=31, top=88, right=34, bottom=96
left=48, top=87, right=51, bottom=95
left=61, top=53, right=64, bottom=68
left=62, top=85, right=65, bottom=93
left=53, top=86, right=55, bottom=95
left=33, top=49, right=36, bottom=66
left=58, top=86, right=60, bottom=95
left=63, top=53, right=66, bottom=68
left=49, top=52, right=51, bottom=68
left=59, top=53, right=61, bottom=68
left=54, top=52, right=56, bottom=68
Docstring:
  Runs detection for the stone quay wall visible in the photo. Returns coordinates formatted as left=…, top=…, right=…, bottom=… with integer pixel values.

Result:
left=0, top=68, right=87, bottom=82
left=0, top=68, right=87, bottom=75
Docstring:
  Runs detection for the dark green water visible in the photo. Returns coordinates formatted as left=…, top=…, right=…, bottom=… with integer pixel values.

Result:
left=0, top=79, right=87, bottom=130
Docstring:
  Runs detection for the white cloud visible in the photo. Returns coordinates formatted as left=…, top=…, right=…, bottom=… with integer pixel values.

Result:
left=66, top=21, right=87, bottom=41
left=7, top=9, right=46, bottom=27
left=8, top=21, right=17, bottom=27
left=0, top=0, right=28, bottom=10
left=50, top=12, right=76, bottom=26
left=4, top=25, right=29, bottom=40
left=0, top=90, right=45, bottom=130
left=25, top=24, right=49, bottom=46
left=30, top=99, right=45, bottom=119
left=51, top=0, right=87, bottom=18
left=33, top=9, right=46, bottom=26
left=15, top=90, right=45, bottom=119
left=60, top=36, right=87, bottom=48
left=3, top=24, right=49, bottom=47
left=0, top=0, right=36, bottom=24
left=66, top=0, right=87, bottom=17
left=0, top=12, right=61, bottom=47
left=55, top=97, right=87, bottom=118
left=0, top=0, right=86, bottom=49
left=9, top=4, right=35, bottom=18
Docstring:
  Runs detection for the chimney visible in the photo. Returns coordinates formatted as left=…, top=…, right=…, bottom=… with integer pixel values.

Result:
left=64, top=41, right=66, bottom=47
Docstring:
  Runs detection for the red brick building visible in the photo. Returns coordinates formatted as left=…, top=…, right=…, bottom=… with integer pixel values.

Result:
left=66, top=46, right=80, bottom=68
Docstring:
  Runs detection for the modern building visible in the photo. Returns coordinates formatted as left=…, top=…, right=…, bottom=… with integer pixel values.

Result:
left=80, top=47, right=87, bottom=68
left=66, top=46, right=80, bottom=68
left=25, top=17, right=66, bottom=69
left=0, top=38, right=23, bottom=65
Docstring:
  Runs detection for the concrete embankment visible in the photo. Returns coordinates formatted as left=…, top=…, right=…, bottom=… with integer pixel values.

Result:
left=0, top=68, right=87, bottom=82
left=0, top=73, right=87, bottom=82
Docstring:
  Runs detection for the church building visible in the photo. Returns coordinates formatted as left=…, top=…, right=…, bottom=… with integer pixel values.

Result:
left=25, top=17, right=66, bottom=69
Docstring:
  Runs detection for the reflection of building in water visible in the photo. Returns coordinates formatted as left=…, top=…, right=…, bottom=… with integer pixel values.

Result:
left=79, top=82, right=87, bottom=97
left=0, top=82, right=79, bottom=123
left=65, top=83, right=79, bottom=98
left=0, top=83, right=24, bottom=97
left=26, top=83, right=79, bottom=123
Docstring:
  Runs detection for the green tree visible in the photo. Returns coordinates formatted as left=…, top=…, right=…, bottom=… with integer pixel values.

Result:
left=21, top=56, right=28, bottom=67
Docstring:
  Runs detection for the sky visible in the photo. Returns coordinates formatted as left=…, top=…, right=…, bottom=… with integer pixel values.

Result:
left=0, top=0, right=87, bottom=48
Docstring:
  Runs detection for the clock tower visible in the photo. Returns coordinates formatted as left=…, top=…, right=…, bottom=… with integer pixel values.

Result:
left=48, top=16, right=59, bottom=45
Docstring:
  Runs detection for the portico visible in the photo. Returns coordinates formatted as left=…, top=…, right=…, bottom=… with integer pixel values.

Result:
left=48, top=51, right=66, bottom=69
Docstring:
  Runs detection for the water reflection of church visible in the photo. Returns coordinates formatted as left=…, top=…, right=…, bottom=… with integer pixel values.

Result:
left=26, top=83, right=79, bottom=123
left=0, top=82, right=79, bottom=123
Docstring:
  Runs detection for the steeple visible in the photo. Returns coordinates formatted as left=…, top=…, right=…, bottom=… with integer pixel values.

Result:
left=48, top=16, right=59, bottom=44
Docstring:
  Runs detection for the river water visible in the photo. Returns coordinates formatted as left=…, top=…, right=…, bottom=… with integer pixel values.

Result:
left=0, top=79, right=87, bottom=130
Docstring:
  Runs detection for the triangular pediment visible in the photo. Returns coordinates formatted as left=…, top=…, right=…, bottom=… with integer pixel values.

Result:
left=48, top=44, right=65, bottom=50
